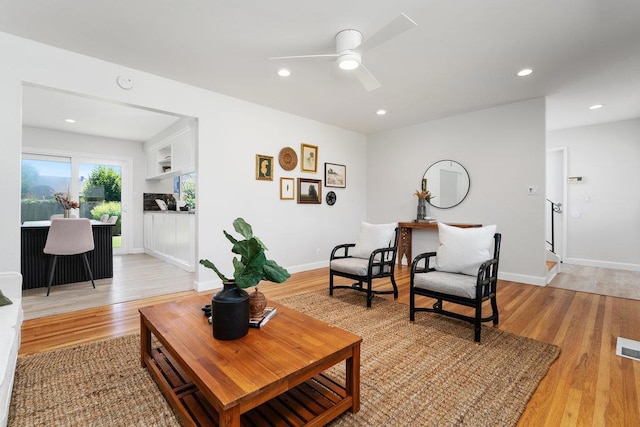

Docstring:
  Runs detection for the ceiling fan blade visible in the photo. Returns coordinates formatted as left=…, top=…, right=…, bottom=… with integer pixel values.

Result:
left=359, top=13, right=417, bottom=52
left=353, top=64, right=381, bottom=92
left=269, top=53, right=338, bottom=61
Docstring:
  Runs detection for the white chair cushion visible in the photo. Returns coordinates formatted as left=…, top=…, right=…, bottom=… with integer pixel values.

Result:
left=413, top=271, right=478, bottom=299
left=331, top=258, right=388, bottom=277
left=434, top=223, right=497, bottom=276
left=351, top=221, right=396, bottom=259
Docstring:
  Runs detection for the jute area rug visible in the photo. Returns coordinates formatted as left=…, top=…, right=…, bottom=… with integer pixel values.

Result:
left=9, top=289, right=559, bottom=426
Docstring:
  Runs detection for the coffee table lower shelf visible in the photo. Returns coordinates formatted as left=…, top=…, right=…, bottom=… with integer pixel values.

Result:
left=146, top=346, right=352, bottom=426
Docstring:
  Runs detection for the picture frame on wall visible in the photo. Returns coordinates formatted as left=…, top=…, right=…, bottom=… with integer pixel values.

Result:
left=280, top=177, right=295, bottom=200
left=255, top=154, right=273, bottom=181
left=297, top=178, right=322, bottom=204
left=300, top=143, right=318, bottom=173
left=324, top=162, right=346, bottom=188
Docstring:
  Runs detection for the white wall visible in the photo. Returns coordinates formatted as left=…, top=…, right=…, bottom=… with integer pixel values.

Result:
left=547, top=118, right=640, bottom=271
left=0, top=31, right=367, bottom=290
left=367, top=98, right=548, bottom=285
left=21, top=126, right=148, bottom=251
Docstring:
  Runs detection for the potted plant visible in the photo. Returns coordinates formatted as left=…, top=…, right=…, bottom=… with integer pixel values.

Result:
left=200, top=217, right=290, bottom=340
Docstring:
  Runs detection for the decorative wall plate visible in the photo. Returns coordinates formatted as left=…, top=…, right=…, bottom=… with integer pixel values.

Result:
left=278, top=147, right=298, bottom=171
left=326, top=191, right=336, bottom=206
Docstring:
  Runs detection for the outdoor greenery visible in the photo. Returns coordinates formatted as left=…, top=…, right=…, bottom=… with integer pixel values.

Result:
left=90, top=202, right=121, bottom=235
left=83, top=166, right=121, bottom=202
left=182, top=176, right=196, bottom=209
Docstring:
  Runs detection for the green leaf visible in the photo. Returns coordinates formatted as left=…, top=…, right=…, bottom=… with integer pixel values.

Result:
left=199, top=259, right=229, bottom=282
left=223, top=230, right=238, bottom=245
left=233, top=218, right=253, bottom=240
left=263, top=259, right=291, bottom=283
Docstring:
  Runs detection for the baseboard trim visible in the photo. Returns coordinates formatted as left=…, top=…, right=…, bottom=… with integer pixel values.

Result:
left=563, top=258, right=640, bottom=272
left=498, top=272, right=547, bottom=287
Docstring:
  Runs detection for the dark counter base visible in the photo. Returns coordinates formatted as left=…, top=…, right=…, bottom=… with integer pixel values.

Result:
left=21, top=225, right=114, bottom=290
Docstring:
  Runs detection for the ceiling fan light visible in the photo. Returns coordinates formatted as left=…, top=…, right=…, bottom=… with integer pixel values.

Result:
left=338, top=53, right=361, bottom=70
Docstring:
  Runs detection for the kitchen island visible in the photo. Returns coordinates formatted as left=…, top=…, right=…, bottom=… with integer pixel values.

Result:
left=21, top=220, right=115, bottom=290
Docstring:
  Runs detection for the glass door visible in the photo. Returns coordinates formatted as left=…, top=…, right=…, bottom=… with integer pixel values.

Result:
left=77, top=160, right=125, bottom=255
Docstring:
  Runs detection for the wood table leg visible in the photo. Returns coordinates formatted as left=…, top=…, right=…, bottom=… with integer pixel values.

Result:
left=220, top=406, right=241, bottom=427
left=140, top=316, right=151, bottom=368
left=345, top=343, right=361, bottom=413
left=398, top=226, right=412, bottom=268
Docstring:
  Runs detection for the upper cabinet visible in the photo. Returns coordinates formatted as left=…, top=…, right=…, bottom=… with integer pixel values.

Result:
left=145, top=118, right=196, bottom=180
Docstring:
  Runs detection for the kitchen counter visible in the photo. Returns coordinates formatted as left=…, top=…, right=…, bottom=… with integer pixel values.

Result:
left=143, top=210, right=195, bottom=214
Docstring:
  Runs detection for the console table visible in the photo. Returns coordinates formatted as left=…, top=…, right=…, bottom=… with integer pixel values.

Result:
left=397, top=221, right=482, bottom=267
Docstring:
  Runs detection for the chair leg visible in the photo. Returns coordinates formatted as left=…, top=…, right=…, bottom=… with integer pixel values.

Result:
left=491, top=296, right=499, bottom=325
left=474, top=301, right=482, bottom=343
left=46, top=255, right=58, bottom=296
left=390, top=273, right=399, bottom=299
left=366, top=280, right=373, bottom=308
left=409, top=288, right=415, bottom=321
left=329, top=272, right=334, bottom=296
left=81, top=253, right=96, bottom=289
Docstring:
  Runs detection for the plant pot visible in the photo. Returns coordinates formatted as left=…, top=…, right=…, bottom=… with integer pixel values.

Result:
left=249, top=287, right=267, bottom=317
left=212, top=280, right=249, bottom=340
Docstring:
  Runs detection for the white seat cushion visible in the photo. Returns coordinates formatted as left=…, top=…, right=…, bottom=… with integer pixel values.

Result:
left=434, top=223, right=497, bottom=276
left=331, top=257, right=389, bottom=277
left=0, top=327, right=18, bottom=427
left=413, top=271, right=478, bottom=299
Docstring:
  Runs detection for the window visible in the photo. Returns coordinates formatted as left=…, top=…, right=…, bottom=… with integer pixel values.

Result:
left=21, top=155, right=71, bottom=221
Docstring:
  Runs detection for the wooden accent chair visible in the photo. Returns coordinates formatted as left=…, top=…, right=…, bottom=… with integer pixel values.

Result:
left=410, top=223, right=501, bottom=342
left=43, top=218, right=96, bottom=296
left=329, top=222, right=399, bottom=307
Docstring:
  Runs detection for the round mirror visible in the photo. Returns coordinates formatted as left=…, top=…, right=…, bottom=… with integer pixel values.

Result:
left=422, top=160, right=470, bottom=209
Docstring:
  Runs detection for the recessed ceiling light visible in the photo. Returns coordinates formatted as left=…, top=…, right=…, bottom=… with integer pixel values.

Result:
left=376, top=109, right=386, bottom=116
left=516, top=68, right=533, bottom=77
left=277, top=68, right=291, bottom=77
left=589, top=104, right=604, bottom=110
left=64, top=119, right=76, bottom=123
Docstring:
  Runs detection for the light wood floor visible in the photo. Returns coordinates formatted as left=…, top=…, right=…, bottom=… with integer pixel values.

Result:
left=18, top=266, right=640, bottom=426
left=21, top=254, right=195, bottom=320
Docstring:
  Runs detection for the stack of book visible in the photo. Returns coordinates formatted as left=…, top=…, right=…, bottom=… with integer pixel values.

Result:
left=249, top=307, right=277, bottom=328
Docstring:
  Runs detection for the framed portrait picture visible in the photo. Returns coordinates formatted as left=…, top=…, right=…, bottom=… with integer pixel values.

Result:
left=297, top=178, right=322, bottom=204
left=280, top=177, right=295, bottom=200
left=256, top=154, right=273, bottom=181
left=300, top=143, right=318, bottom=173
left=324, top=162, right=346, bottom=188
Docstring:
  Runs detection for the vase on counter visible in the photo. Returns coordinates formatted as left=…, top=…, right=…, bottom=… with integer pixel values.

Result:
left=63, top=209, right=71, bottom=218
left=417, top=198, right=427, bottom=221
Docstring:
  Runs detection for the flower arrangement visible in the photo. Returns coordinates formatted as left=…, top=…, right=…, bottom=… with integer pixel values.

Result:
left=414, top=190, right=433, bottom=202
left=54, top=191, right=79, bottom=210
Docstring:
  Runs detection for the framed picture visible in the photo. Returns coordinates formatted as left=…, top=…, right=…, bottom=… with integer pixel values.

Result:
left=300, top=143, right=318, bottom=173
left=255, top=154, right=273, bottom=181
left=297, top=178, right=322, bottom=204
left=324, top=163, right=346, bottom=188
left=280, top=177, right=295, bottom=200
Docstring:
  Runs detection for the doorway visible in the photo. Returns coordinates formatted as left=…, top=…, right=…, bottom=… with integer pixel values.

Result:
left=545, top=147, right=567, bottom=263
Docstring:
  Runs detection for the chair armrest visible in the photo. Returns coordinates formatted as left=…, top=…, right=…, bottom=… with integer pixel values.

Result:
left=330, top=243, right=355, bottom=260
left=474, top=258, right=499, bottom=298
left=411, top=252, right=437, bottom=275
left=368, top=246, right=397, bottom=265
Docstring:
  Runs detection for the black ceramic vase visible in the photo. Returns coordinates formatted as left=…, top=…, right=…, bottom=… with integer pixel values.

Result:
left=212, top=280, right=250, bottom=340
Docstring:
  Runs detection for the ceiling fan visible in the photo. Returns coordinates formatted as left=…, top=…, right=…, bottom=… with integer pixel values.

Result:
left=270, top=13, right=417, bottom=91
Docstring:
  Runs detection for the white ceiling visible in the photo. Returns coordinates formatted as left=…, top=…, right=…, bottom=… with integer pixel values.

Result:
left=4, top=0, right=640, bottom=139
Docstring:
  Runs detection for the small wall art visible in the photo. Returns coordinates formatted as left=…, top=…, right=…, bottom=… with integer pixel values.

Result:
left=256, top=154, right=273, bottom=181
left=324, top=162, right=346, bottom=188
left=297, top=178, right=322, bottom=204
left=300, top=143, right=318, bottom=173
left=280, top=177, right=295, bottom=200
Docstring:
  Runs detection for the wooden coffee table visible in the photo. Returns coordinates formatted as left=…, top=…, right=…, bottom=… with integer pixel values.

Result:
left=140, top=294, right=362, bottom=426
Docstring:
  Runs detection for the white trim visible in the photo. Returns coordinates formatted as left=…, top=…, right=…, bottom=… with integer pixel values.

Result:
left=498, top=271, right=547, bottom=286
left=563, top=257, right=640, bottom=272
